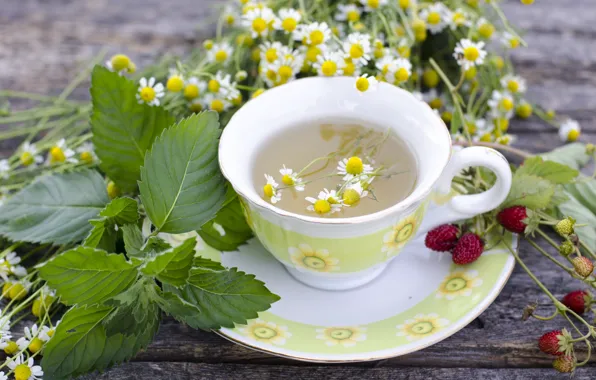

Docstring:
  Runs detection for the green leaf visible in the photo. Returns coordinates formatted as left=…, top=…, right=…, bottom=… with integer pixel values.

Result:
left=90, top=65, right=174, bottom=192
left=164, top=257, right=280, bottom=329
left=198, top=196, right=253, bottom=251
left=558, top=179, right=596, bottom=250
left=39, top=246, right=137, bottom=305
left=141, top=238, right=195, bottom=286
left=516, top=156, right=579, bottom=184
left=503, top=174, right=555, bottom=210
left=41, top=305, right=113, bottom=379
left=540, top=143, right=591, bottom=170
left=139, top=112, right=226, bottom=234
left=122, top=224, right=144, bottom=258
left=84, top=197, right=139, bottom=251
left=0, top=169, right=109, bottom=244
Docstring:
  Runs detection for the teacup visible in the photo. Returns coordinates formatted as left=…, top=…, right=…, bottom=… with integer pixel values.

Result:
left=219, top=77, right=512, bottom=291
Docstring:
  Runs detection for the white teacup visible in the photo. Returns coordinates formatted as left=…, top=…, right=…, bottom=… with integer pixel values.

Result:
left=219, top=77, right=512, bottom=291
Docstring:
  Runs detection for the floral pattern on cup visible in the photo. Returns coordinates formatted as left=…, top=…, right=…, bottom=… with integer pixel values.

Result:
left=289, top=244, right=340, bottom=272
left=315, top=326, right=367, bottom=347
left=237, top=319, right=291, bottom=346
left=396, top=313, right=450, bottom=341
left=436, top=269, right=483, bottom=300
left=382, top=215, right=419, bottom=258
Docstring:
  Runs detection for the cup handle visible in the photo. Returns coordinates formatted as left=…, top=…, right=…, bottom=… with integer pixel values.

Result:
left=419, top=146, right=513, bottom=234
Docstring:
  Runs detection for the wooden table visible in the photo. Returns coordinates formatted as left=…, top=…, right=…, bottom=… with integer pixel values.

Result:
left=1, top=0, right=595, bottom=378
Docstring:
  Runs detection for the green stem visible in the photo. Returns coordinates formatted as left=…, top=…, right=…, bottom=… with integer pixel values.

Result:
left=531, top=309, right=559, bottom=321
left=526, top=238, right=574, bottom=274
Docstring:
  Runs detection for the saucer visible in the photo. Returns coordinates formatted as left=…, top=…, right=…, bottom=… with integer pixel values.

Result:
left=201, top=227, right=516, bottom=362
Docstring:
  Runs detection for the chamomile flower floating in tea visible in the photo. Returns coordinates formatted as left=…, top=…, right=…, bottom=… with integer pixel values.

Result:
left=263, top=174, right=282, bottom=204
left=337, top=156, right=374, bottom=181
left=306, top=192, right=344, bottom=215
left=279, top=166, right=305, bottom=192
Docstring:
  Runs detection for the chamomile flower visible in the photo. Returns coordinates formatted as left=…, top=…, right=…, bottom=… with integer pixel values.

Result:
left=136, top=77, right=165, bottom=106
left=223, top=5, right=238, bottom=26
left=343, top=57, right=362, bottom=76
left=496, top=134, right=516, bottom=146
left=314, top=51, right=346, bottom=77
left=0, top=160, right=9, bottom=179
left=243, top=7, right=277, bottom=38
left=183, top=77, right=206, bottom=100
left=105, top=54, right=134, bottom=74
left=17, top=324, right=51, bottom=353
left=453, top=39, right=487, bottom=70
left=7, top=353, right=43, bottom=380
left=279, top=165, right=305, bottom=191
left=396, top=39, right=411, bottom=59
left=422, top=89, right=445, bottom=110
left=272, top=56, right=303, bottom=84
left=359, top=0, right=388, bottom=12
left=488, top=90, right=515, bottom=118
left=260, top=41, right=289, bottom=64
left=476, top=18, right=495, bottom=39
left=46, top=138, right=76, bottom=165
left=500, top=74, right=527, bottom=94
left=559, top=119, right=581, bottom=142
left=263, top=174, right=282, bottom=204
left=501, top=31, right=521, bottom=49
left=207, top=42, right=234, bottom=65
left=319, top=188, right=342, bottom=205
left=355, top=74, right=379, bottom=93
left=260, top=62, right=281, bottom=87
left=0, top=252, right=27, bottom=281
left=385, top=58, right=412, bottom=84
left=419, top=3, right=450, bottom=34
left=342, top=182, right=369, bottom=206
left=337, top=156, right=374, bottom=181
left=207, top=72, right=238, bottom=99
left=76, top=142, right=97, bottom=164
left=166, top=70, right=185, bottom=92
left=275, top=8, right=301, bottom=33
left=449, top=8, right=471, bottom=30
left=19, top=142, right=44, bottom=167
left=336, top=4, right=362, bottom=23
left=295, top=22, right=331, bottom=46
left=202, top=93, right=231, bottom=113
left=306, top=192, right=343, bottom=215
left=343, top=33, right=372, bottom=65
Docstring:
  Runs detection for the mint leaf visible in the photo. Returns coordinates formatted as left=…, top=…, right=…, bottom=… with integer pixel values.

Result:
left=0, top=169, right=109, bottom=244
left=503, top=173, right=555, bottom=210
left=199, top=196, right=253, bottom=251
left=122, top=224, right=144, bottom=258
left=541, top=143, right=591, bottom=170
left=139, top=112, right=226, bottom=234
left=84, top=197, right=139, bottom=251
left=517, top=156, right=579, bottom=184
left=141, top=238, right=195, bottom=286
left=91, top=66, right=174, bottom=192
left=39, top=247, right=137, bottom=305
left=164, top=257, right=280, bottom=329
left=41, top=305, right=113, bottom=379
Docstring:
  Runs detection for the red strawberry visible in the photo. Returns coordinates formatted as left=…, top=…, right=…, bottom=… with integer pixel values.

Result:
left=425, top=224, right=460, bottom=252
left=538, top=330, right=565, bottom=356
left=497, top=206, right=528, bottom=234
left=452, top=233, right=484, bottom=265
left=552, top=355, right=575, bottom=373
left=562, top=290, right=591, bottom=314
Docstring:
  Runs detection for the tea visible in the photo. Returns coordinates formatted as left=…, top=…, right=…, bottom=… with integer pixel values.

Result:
left=253, top=121, right=417, bottom=218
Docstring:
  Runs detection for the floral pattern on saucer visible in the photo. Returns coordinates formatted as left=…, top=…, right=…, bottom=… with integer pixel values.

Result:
left=315, top=326, right=367, bottom=347
left=237, top=319, right=292, bottom=346
left=435, top=269, right=483, bottom=300
left=395, top=313, right=450, bottom=341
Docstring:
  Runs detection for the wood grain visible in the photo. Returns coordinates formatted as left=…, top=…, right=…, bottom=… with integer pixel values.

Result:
left=1, top=0, right=595, bottom=379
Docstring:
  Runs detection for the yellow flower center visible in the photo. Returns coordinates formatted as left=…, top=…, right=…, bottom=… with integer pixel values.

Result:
left=491, top=56, right=504, bottom=70
left=465, top=122, right=477, bottom=135
left=225, top=15, right=235, bottom=25
left=3, top=341, right=18, bottom=355
left=203, top=40, right=214, bottom=50
left=373, top=48, right=385, bottom=59
left=252, top=18, right=267, bottom=33
left=343, top=60, right=356, bottom=76
left=509, top=38, right=520, bottom=49
left=453, top=13, right=465, bottom=25
left=321, top=61, right=338, bottom=76
left=310, top=30, right=325, bottom=46
left=1, top=282, right=12, bottom=298
left=20, top=152, right=34, bottom=166
left=107, top=181, right=120, bottom=199
left=50, top=146, right=66, bottom=163
left=189, top=102, right=203, bottom=113
left=215, top=50, right=228, bottom=62
left=314, top=199, right=331, bottom=214
left=479, top=132, right=492, bottom=142
left=140, top=86, right=156, bottom=102
left=343, top=189, right=361, bottom=206
left=463, top=46, right=480, bottom=61
left=465, top=66, right=477, bottom=80
left=516, top=103, right=533, bottom=119
left=281, top=174, right=294, bottom=185
left=494, top=118, right=509, bottom=131
left=306, top=46, right=322, bottom=62
left=9, top=283, right=26, bottom=300
left=110, top=54, right=131, bottom=72
left=367, top=0, right=380, bottom=9
left=345, top=156, right=364, bottom=175
left=327, top=195, right=339, bottom=204
left=263, top=184, right=274, bottom=198
left=441, top=111, right=453, bottom=123
left=208, top=79, right=220, bottom=93
left=47, top=329, right=55, bottom=337
left=395, top=67, right=410, bottom=82
left=395, top=26, right=406, bottom=37
left=349, top=44, right=364, bottom=59
left=567, top=129, right=580, bottom=142
left=356, top=77, right=370, bottom=92
left=500, top=97, right=514, bottom=111
left=184, top=84, right=199, bottom=100
left=397, top=45, right=411, bottom=58
left=278, top=66, right=293, bottom=80
left=167, top=76, right=184, bottom=92
left=429, top=98, right=442, bottom=109
left=521, top=0, right=534, bottom=4
left=252, top=89, right=265, bottom=98
left=32, top=298, right=43, bottom=317
left=467, top=0, right=479, bottom=7
left=423, top=69, right=439, bottom=87
left=478, top=23, right=494, bottom=38
left=80, top=151, right=93, bottom=164
left=507, top=80, right=519, bottom=93
left=265, top=48, right=278, bottom=63
left=497, top=136, right=512, bottom=145
left=347, top=10, right=360, bottom=22
left=15, top=364, right=32, bottom=380
left=266, top=69, right=277, bottom=82
left=126, top=61, right=136, bottom=74
left=427, top=12, right=441, bottom=25
left=29, top=337, right=44, bottom=353
left=282, top=18, right=297, bottom=32
left=399, top=0, right=410, bottom=9
left=236, top=34, right=254, bottom=47
left=210, top=99, right=225, bottom=113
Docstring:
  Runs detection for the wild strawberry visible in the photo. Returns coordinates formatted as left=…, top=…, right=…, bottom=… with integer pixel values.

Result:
left=452, top=233, right=484, bottom=265
left=538, top=330, right=572, bottom=356
left=555, top=217, right=575, bottom=237
left=552, top=355, right=575, bottom=373
left=558, top=240, right=575, bottom=256
left=497, top=206, right=527, bottom=234
left=572, top=257, right=594, bottom=278
left=425, top=225, right=460, bottom=252
left=562, top=290, right=591, bottom=314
